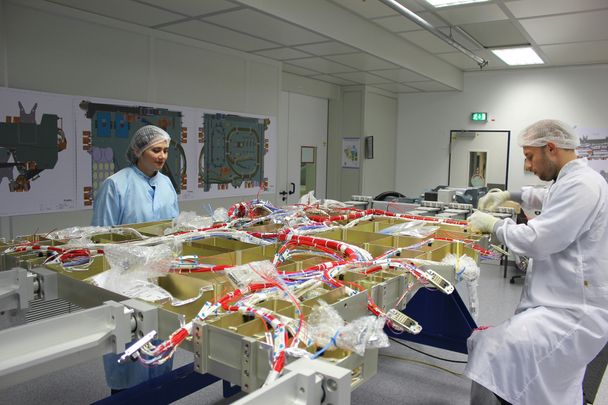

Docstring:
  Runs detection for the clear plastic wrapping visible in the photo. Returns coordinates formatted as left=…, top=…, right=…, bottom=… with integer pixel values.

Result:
left=307, top=301, right=389, bottom=356
left=442, top=253, right=480, bottom=318
left=379, top=221, right=439, bottom=238
left=307, top=300, right=345, bottom=348
left=319, top=199, right=349, bottom=209
left=299, top=190, right=319, bottom=205
left=164, top=211, right=213, bottom=235
left=338, top=315, right=389, bottom=356
left=46, top=226, right=145, bottom=241
left=88, top=240, right=206, bottom=306
left=225, top=260, right=280, bottom=290
left=46, top=226, right=112, bottom=240
left=89, top=242, right=180, bottom=299
left=212, top=207, right=229, bottom=223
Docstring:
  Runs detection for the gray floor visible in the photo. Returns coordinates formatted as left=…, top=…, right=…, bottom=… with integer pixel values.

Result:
left=0, top=262, right=523, bottom=405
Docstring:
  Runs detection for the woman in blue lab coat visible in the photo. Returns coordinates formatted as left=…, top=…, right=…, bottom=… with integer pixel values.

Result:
left=92, top=125, right=179, bottom=227
left=92, top=125, right=179, bottom=392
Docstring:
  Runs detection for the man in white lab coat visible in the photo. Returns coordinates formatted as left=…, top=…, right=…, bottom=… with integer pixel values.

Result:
left=466, top=119, right=608, bottom=405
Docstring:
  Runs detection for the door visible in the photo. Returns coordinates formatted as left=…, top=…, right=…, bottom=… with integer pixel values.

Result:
left=449, top=130, right=510, bottom=190
left=282, top=92, right=328, bottom=204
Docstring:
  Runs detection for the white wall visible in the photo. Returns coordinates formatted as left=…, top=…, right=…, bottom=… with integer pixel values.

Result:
left=362, top=90, right=397, bottom=197
left=396, top=64, right=608, bottom=197
left=339, top=88, right=364, bottom=201
left=0, top=0, right=285, bottom=239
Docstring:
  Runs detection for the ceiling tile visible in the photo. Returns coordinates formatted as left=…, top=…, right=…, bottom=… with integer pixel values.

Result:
left=400, top=30, right=456, bottom=53
left=436, top=50, right=505, bottom=70
left=334, top=71, right=393, bottom=84
left=310, top=74, right=358, bottom=85
left=504, top=0, right=608, bottom=18
left=203, top=9, right=327, bottom=46
left=161, top=20, right=276, bottom=51
left=283, top=63, right=321, bottom=76
left=409, top=80, right=457, bottom=91
left=295, top=41, right=358, bottom=56
left=459, top=21, right=529, bottom=48
left=372, top=83, right=420, bottom=93
left=47, top=0, right=183, bottom=26
left=287, top=57, right=357, bottom=74
left=436, top=3, right=508, bottom=25
left=254, top=47, right=311, bottom=60
left=417, top=11, right=449, bottom=28
left=370, top=68, right=429, bottom=82
left=325, top=53, right=399, bottom=70
left=520, top=10, right=608, bottom=45
left=330, top=0, right=398, bottom=19
left=541, top=41, right=608, bottom=65
left=395, top=0, right=427, bottom=13
left=372, top=15, right=421, bottom=32
left=137, top=0, right=238, bottom=17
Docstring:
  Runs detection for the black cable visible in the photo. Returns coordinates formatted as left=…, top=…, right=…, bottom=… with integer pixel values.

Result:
left=389, top=337, right=468, bottom=364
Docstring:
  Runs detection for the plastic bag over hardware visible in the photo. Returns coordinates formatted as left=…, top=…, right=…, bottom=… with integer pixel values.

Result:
left=225, top=260, right=280, bottom=290
left=307, top=301, right=389, bottom=356
left=442, top=253, right=480, bottom=318
left=212, top=207, right=229, bottom=223
left=164, top=211, right=213, bottom=235
left=379, top=221, right=439, bottom=238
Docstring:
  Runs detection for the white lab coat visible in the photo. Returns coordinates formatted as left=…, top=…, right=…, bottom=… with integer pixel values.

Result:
left=465, top=159, right=608, bottom=405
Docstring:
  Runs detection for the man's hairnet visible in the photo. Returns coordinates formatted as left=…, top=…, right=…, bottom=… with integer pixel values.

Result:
left=518, top=119, right=580, bottom=149
left=127, top=125, right=171, bottom=164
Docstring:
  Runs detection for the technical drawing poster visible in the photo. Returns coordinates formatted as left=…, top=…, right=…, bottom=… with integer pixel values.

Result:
left=75, top=98, right=186, bottom=206
left=188, top=109, right=277, bottom=200
left=0, top=87, right=77, bottom=216
left=198, top=113, right=268, bottom=192
left=576, top=127, right=608, bottom=183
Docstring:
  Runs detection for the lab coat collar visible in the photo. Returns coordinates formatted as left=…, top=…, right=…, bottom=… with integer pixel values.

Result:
left=131, top=165, right=161, bottom=186
left=556, top=158, right=587, bottom=182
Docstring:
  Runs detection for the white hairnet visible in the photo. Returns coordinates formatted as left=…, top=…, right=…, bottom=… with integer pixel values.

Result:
left=518, top=119, right=580, bottom=149
left=127, top=125, right=171, bottom=164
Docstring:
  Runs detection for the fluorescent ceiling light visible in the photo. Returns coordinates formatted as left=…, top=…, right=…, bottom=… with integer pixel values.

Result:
left=491, top=47, right=544, bottom=66
left=424, top=0, right=489, bottom=8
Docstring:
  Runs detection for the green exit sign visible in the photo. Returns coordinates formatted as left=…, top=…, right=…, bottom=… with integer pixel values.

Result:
left=471, top=112, right=488, bottom=122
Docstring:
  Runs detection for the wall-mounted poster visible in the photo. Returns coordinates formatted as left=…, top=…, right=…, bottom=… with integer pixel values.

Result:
left=575, top=127, right=608, bottom=183
left=342, top=137, right=360, bottom=169
left=0, top=87, right=77, bottom=215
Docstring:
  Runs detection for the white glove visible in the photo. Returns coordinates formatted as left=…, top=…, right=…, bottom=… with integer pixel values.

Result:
left=469, top=211, right=499, bottom=234
left=478, top=189, right=510, bottom=211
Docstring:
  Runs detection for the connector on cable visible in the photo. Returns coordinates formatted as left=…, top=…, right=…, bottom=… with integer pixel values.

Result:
left=387, top=309, right=422, bottom=334
left=118, top=330, right=157, bottom=364
left=420, top=269, right=454, bottom=294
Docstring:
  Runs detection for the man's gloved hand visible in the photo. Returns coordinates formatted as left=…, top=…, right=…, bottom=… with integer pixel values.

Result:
left=469, top=211, right=499, bottom=234
left=478, top=189, right=510, bottom=211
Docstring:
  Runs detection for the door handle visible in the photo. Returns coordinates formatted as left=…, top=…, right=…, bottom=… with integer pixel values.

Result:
left=288, top=182, right=295, bottom=195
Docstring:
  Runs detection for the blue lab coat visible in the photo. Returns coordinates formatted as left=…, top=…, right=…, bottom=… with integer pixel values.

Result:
left=92, top=165, right=178, bottom=226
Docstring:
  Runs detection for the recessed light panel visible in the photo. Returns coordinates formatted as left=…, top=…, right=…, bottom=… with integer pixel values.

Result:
left=492, top=47, right=544, bottom=66
left=424, top=0, right=489, bottom=8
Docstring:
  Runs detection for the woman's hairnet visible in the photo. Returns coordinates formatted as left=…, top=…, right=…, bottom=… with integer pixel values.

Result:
left=518, top=119, right=580, bottom=149
left=127, top=125, right=171, bottom=164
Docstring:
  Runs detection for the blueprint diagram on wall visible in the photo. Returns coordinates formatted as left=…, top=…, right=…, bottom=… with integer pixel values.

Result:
left=0, top=87, right=76, bottom=215
left=199, top=113, right=269, bottom=192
